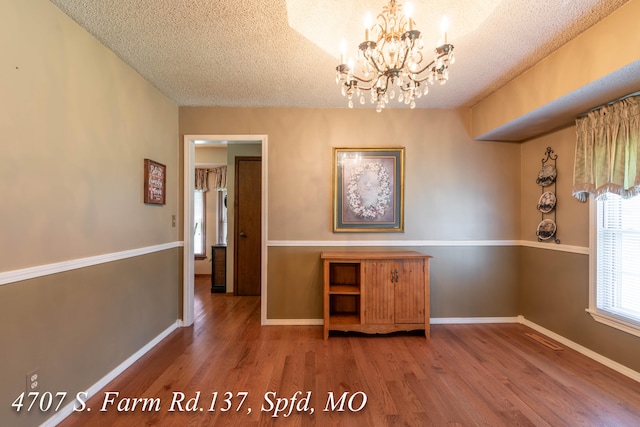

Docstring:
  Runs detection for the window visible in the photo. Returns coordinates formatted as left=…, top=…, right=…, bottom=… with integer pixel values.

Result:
left=194, top=190, right=206, bottom=259
left=588, top=194, right=640, bottom=337
left=217, top=190, right=227, bottom=245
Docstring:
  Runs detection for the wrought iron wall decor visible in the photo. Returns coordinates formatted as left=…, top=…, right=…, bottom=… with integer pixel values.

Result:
left=536, top=147, right=560, bottom=243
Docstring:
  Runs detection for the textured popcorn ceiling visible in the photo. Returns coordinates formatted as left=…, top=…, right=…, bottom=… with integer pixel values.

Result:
left=49, top=0, right=629, bottom=109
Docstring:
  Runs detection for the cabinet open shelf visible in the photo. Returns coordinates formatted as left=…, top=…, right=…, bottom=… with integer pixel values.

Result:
left=328, top=313, right=361, bottom=325
left=329, top=284, right=360, bottom=294
left=328, top=294, right=360, bottom=323
left=328, top=262, right=360, bottom=287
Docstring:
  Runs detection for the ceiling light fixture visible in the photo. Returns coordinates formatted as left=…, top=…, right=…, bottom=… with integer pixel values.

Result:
left=336, top=0, right=455, bottom=112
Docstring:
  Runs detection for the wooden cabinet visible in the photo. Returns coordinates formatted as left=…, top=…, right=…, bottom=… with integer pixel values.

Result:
left=322, top=251, right=431, bottom=340
left=211, top=245, right=226, bottom=293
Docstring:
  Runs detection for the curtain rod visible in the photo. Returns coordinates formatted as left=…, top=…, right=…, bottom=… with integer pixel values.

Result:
left=577, top=91, right=640, bottom=118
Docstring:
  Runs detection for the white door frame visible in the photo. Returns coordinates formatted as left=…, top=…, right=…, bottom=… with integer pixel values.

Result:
left=182, top=134, right=268, bottom=327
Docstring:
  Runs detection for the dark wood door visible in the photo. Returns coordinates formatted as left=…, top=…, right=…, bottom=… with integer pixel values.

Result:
left=234, top=157, right=261, bottom=296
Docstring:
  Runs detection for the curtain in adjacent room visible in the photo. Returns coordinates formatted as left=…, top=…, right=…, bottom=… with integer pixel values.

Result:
left=210, top=166, right=227, bottom=190
left=573, top=94, right=640, bottom=201
left=195, top=168, right=210, bottom=192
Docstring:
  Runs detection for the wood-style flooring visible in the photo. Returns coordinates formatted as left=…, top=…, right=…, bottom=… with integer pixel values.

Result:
left=59, top=276, right=640, bottom=426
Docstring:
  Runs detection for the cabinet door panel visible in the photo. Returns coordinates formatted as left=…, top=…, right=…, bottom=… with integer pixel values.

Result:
left=364, top=260, right=395, bottom=324
left=394, top=259, right=425, bottom=324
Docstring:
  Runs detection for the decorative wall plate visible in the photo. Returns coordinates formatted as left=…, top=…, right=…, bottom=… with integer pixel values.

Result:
left=536, top=164, right=557, bottom=186
left=536, top=219, right=557, bottom=240
left=537, top=191, right=557, bottom=213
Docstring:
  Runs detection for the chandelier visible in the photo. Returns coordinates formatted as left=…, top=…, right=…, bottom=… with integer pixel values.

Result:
left=336, top=0, right=455, bottom=112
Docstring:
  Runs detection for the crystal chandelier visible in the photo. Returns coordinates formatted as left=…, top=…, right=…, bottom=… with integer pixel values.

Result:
left=336, top=0, right=455, bottom=112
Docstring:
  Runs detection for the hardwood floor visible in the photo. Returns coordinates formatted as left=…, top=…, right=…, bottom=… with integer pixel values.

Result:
left=59, top=276, right=640, bottom=426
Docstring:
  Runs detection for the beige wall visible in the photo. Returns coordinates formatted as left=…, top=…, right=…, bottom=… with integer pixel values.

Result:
left=180, top=107, right=522, bottom=318
left=181, top=108, right=521, bottom=241
left=1, top=2, right=179, bottom=271
left=195, top=146, right=227, bottom=165
left=0, top=1, right=180, bottom=425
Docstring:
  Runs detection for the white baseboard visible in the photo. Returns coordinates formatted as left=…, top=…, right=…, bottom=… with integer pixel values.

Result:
left=263, top=318, right=324, bottom=326
left=263, top=317, right=520, bottom=326
left=42, top=320, right=180, bottom=427
left=431, top=317, right=519, bottom=324
left=518, top=316, right=640, bottom=383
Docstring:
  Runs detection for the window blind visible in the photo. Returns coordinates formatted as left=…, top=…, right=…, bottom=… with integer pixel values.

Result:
left=597, top=194, right=640, bottom=324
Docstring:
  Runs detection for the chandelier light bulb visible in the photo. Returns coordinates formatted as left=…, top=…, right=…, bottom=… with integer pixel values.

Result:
left=339, top=38, right=347, bottom=64
left=364, top=12, right=373, bottom=41
left=441, top=16, right=449, bottom=45
left=404, top=2, right=414, bottom=18
left=404, top=2, right=414, bottom=30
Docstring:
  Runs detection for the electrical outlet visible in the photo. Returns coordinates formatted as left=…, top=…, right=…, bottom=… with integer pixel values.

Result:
left=26, top=369, right=39, bottom=393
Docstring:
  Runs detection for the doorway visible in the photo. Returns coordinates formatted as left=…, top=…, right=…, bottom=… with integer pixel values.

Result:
left=183, top=135, right=268, bottom=327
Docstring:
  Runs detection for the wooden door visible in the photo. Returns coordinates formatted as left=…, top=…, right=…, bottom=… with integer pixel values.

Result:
left=234, top=157, right=261, bottom=296
left=364, top=260, right=395, bottom=324
left=394, top=259, right=425, bottom=324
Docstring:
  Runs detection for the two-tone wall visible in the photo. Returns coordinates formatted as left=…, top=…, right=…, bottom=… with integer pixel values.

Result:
left=471, top=0, right=640, bottom=375
left=0, top=1, right=180, bottom=426
left=519, top=127, right=640, bottom=374
left=179, top=107, right=523, bottom=321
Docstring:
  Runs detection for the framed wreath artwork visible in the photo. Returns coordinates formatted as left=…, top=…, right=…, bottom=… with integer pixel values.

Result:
left=333, top=148, right=404, bottom=232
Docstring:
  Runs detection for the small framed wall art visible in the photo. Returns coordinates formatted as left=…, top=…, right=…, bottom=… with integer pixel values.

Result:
left=333, top=147, right=404, bottom=232
left=144, top=158, right=166, bottom=205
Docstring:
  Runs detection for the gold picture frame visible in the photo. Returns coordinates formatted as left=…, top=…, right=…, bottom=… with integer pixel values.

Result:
left=333, top=148, right=404, bottom=232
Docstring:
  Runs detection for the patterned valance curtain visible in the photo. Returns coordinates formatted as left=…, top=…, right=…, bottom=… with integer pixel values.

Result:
left=572, top=94, right=640, bottom=202
left=195, top=168, right=209, bottom=192
left=195, top=166, right=227, bottom=192
left=210, top=166, right=227, bottom=191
